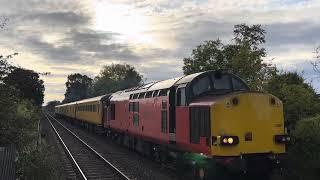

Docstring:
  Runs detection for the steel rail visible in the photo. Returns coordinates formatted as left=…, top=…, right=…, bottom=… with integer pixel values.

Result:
left=45, top=112, right=131, bottom=180
left=44, top=113, right=88, bottom=180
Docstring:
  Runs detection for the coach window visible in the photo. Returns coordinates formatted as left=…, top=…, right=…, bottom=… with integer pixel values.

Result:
left=177, top=88, right=186, bottom=106
left=153, top=90, right=160, bottom=97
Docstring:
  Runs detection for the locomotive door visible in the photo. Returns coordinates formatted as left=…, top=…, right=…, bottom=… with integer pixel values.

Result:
left=169, top=86, right=176, bottom=142
left=102, top=95, right=111, bottom=126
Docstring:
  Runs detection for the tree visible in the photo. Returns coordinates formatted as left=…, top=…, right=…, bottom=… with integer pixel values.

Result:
left=311, top=46, right=320, bottom=73
left=265, top=72, right=320, bottom=130
left=63, top=73, right=92, bottom=103
left=183, top=24, right=276, bottom=89
left=93, top=63, right=143, bottom=96
left=0, top=53, right=18, bottom=81
left=45, top=100, right=61, bottom=112
left=4, top=68, right=45, bottom=106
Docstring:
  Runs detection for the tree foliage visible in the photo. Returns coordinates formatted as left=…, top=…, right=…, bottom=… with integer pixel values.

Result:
left=63, top=73, right=92, bottom=103
left=0, top=53, right=18, bottom=81
left=4, top=68, right=45, bottom=106
left=0, top=54, right=53, bottom=178
left=183, top=24, right=276, bottom=89
left=92, top=63, right=143, bottom=96
left=285, top=115, right=320, bottom=180
left=45, top=100, right=61, bottom=112
left=311, top=46, right=320, bottom=73
left=265, top=72, right=320, bottom=130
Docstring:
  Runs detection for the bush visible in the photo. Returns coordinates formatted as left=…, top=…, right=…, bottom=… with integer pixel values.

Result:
left=0, top=85, right=55, bottom=179
left=285, top=115, right=320, bottom=180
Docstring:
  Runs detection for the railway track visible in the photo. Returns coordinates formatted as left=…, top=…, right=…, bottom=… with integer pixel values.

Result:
left=44, top=113, right=130, bottom=180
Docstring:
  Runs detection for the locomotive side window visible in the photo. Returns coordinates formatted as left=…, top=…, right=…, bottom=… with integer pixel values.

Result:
left=133, top=102, right=139, bottom=112
left=133, top=114, right=139, bottom=126
left=139, top=92, right=146, bottom=99
left=159, top=89, right=168, bottom=96
left=161, top=110, right=167, bottom=133
left=192, top=76, right=211, bottom=96
left=129, top=102, right=133, bottom=112
left=153, top=90, right=160, bottom=97
left=177, top=88, right=186, bottom=106
left=110, top=104, right=115, bottom=120
left=232, top=77, right=248, bottom=91
left=133, top=93, right=138, bottom=99
left=145, top=91, right=153, bottom=98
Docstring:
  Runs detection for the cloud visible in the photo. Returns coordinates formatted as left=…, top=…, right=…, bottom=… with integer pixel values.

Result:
left=21, top=11, right=91, bottom=27
left=1, top=0, right=320, bottom=104
left=266, top=21, right=320, bottom=47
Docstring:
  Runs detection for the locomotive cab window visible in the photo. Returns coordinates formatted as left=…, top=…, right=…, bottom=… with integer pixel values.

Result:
left=211, top=73, right=231, bottom=90
left=192, top=76, right=212, bottom=96
left=232, top=77, right=248, bottom=91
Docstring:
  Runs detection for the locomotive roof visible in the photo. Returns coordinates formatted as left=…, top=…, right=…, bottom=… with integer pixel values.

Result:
left=56, top=70, right=230, bottom=104
left=110, top=70, right=224, bottom=101
left=147, top=77, right=183, bottom=91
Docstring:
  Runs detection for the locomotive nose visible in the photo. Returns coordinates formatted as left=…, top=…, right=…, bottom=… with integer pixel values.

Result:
left=210, top=92, right=286, bottom=156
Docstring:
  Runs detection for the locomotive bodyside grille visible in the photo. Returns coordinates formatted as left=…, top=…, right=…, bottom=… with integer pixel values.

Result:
left=190, top=106, right=210, bottom=145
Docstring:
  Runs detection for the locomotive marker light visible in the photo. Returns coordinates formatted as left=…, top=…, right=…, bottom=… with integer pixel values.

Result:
left=274, top=135, right=290, bottom=144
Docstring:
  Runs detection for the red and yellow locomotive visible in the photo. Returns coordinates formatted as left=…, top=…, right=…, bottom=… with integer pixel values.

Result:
left=56, top=70, right=288, bottom=179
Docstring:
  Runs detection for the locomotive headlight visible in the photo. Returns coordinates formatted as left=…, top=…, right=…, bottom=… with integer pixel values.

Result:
left=220, top=136, right=239, bottom=146
left=223, top=138, right=228, bottom=144
left=227, top=137, right=234, bottom=144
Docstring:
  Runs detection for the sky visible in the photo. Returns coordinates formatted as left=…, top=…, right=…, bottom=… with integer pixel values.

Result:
left=0, top=0, right=320, bottom=104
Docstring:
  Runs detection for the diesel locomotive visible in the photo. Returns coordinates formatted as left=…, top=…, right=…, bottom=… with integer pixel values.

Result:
left=55, top=70, right=288, bottom=179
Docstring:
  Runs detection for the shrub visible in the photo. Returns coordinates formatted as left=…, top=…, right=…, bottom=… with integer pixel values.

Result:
left=285, top=115, right=320, bottom=180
